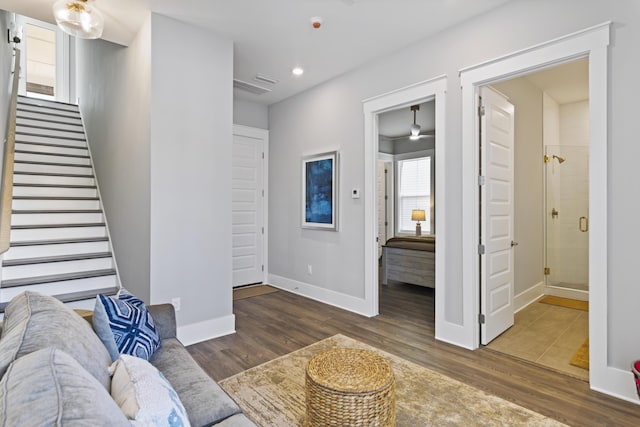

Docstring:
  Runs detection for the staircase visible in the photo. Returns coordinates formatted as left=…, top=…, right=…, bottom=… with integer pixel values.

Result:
left=0, top=96, right=120, bottom=309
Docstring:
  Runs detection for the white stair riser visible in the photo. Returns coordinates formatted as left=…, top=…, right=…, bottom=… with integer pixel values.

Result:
left=12, top=187, right=98, bottom=198
left=17, top=118, right=84, bottom=132
left=15, top=152, right=91, bottom=166
left=11, top=226, right=107, bottom=242
left=15, top=133, right=86, bottom=148
left=4, top=241, right=110, bottom=260
left=16, top=111, right=82, bottom=126
left=12, top=199, right=101, bottom=211
left=14, top=163, right=92, bottom=176
left=13, top=174, right=95, bottom=186
left=16, top=126, right=85, bottom=140
left=12, top=212, right=103, bottom=226
left=18, top=98, right=79, bottom=113
left=3, top=257, right=114, bottom=280
left=16, top=105, right=80, bottom=118
left=0, top=275, right=117, bottom=304
left=15, top=142, right=88, bottom=157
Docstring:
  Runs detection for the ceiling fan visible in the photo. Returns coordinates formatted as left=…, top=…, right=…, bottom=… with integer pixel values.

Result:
left=390, top=105, right=435, bottom=141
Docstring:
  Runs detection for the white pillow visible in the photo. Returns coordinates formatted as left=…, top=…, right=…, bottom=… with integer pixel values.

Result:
left=110, top=354, right=191, bottom=427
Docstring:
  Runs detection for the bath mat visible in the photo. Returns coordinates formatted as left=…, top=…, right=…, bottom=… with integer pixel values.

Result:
left=570, top=338, right=589, bottom=370
left=219, top=334, right=567, bottom=427
left=539, top=296, right=588, bottom=312
left=233, top=285, right=279, bottom=301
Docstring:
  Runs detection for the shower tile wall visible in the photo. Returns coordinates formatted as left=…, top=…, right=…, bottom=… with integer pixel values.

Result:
left=544, top=96, right=589, bottom=289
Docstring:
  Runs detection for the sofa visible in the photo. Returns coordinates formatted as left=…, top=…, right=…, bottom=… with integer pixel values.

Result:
left=0, top=291, right=257, bottom=427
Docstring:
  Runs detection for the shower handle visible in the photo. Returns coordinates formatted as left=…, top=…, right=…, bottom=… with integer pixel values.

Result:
left=579, top=216, right=589, bottom=232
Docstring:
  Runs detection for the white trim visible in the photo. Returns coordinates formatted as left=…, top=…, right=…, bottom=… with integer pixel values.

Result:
left=232, top=124, right=269, bottom=283
left=377, top=152, right=394, bottom=162
left=514, top=281, right=544, bottom=313
left=268, top=274, right=373, bottom=317
left=544, top=285, right=588, bottom=302
left=459, top=23, right=628, bottom=400
left=362, top=76, right=447, bottom=332
left=177, top=314, right=236, bottom=346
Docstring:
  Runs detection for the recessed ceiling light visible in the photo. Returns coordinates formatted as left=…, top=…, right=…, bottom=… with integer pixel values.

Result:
left=292, top=67, right=304, bottom=76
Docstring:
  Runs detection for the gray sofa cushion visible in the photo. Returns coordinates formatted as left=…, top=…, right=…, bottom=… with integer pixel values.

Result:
left=151, top=337, right=242, bottom=427
left=0, top=348, right=129, bottom=427
left=0, top=291, right=112, bottom=389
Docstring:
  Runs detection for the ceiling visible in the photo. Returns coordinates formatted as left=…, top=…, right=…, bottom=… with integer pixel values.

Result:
left=524, top=57, right=589, bottom=104
left=378, top=101, right=435, bottom=139
left=0, top=0, right=514, bottom=105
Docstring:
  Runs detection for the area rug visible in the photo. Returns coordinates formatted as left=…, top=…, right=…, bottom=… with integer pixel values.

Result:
left=539, top=296, right=588, bottom=312
left=233, top=285, right=279, bottom=301
left=219, top=334, right=566, bottom=426
left=570, top=338, right=589, bottom=370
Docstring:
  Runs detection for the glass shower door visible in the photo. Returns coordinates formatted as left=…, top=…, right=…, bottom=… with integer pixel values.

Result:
left=544, top=145, right=589, bottom=291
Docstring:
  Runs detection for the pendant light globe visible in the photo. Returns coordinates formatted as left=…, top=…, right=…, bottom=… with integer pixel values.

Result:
left=53, top=0, right=104, bottom=39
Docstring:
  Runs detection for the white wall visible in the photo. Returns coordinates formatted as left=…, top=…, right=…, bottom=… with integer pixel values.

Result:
left=149, top=14, right=234, bottom=339
left=268, top=0, right=640, bottom=372
left=0, top=10, right=13, bottom=171
left=234, top=96, right=268, bottom=130
left=491, top=78, right=544, bottom=303
left=77, top=17, right=152, bottom=302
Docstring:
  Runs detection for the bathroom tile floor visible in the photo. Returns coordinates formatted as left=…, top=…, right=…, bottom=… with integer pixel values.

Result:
left=486, top=299, right=589, bottom=380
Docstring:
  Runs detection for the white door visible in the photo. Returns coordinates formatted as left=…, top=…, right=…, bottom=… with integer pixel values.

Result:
left=232, top=126, right=266, bottom=287
left=480, top=87, right=515, bottom=345
left=377, top=160, right=387, bottom=257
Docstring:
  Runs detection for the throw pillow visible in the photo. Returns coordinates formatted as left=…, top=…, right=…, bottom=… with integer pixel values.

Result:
left=0, top=348, right=129, bottom=426
left=0, top=291, right=113, bottom=390
left=110, top=354, right=191, bottom=427
left=94, top=293, right=161, bottom=361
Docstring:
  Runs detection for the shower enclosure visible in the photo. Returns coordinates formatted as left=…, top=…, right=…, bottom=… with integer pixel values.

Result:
left=544, top=145, right=589, bottom=298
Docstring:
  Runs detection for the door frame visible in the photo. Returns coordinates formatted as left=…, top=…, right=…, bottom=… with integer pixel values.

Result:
left=232, top=124, right=269, bottom=285
left=362, top=76, right=447, bottom=337
left=459, top=22, right=626, bottom=398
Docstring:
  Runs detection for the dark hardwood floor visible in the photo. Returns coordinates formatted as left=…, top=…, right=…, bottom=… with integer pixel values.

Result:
left=188, top=283, right=640, bottom=426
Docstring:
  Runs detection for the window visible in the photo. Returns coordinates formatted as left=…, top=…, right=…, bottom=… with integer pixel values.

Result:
left=397, top=157, right=431, bottom=234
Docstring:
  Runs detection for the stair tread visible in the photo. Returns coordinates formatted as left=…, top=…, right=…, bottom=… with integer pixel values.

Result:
left=3, top=252, right=113, bottom=267
left=11, top=237, right=109, bottom=246
left=1, top=269, right=116, bottom=288
left=18, top=96, right=79, bottom=109
left=16, top=115, right=83, bottom=126
left=13, top=183, right=96, bottom=189
left=16, top=123, right=85, bottom=134
left=13, top=196, right=99, bottom=200
left=12, top=222, right=105, bottom=230
left=15, top=160, right=91, bottom=168
left=15, top=148, right=89, bottom=158
left=16, top=108, right=80, bottom=120
left=16, top=131, right=85, bottom=141
left=14, top=171, right=94, bottom=178
left=12, top=209, right=102, bottom=214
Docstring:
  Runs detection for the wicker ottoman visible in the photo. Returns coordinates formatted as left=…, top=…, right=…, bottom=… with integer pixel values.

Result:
left=305, top=348, right=396, bottom=427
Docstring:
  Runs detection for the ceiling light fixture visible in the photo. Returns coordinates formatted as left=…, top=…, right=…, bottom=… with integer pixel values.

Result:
left=409, top=105, right=421, bottom=141
left=292, top=67, right=304, bottom=76
left=53, top=0, right=104, bottom=39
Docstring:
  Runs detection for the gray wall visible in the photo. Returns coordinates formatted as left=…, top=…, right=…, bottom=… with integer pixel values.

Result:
left=149, top=14, right=234, bottom=326
left=233, top=96, right=268, bottom=129
left=492, top=79, right=544, bottom=300
left=77, top=17, right=152, bottom=302
left=268, top=0, right=640, bottom=369
left=78, top=13, right=234, bottom=331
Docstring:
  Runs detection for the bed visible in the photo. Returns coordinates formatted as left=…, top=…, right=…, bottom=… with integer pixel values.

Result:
left=381, top=236, right=435, bottom=288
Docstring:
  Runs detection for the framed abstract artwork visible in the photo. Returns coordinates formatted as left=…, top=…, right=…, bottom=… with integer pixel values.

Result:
left=302, top=151, right=338, bottom=230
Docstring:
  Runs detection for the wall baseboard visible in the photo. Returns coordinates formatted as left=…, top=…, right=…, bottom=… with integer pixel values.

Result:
left=545, top=285, right=589, bottom=301
left=268, top=274, right=373, bottom=317
left=514, top=281, right=545, bottom=313
left=177, top=314, right=235, bottom=346
left=592, top=366, right=640, bottom=405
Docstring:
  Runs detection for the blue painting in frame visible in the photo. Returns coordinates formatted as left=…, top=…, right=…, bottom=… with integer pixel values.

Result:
left=302, top=151, right=338, bottom=230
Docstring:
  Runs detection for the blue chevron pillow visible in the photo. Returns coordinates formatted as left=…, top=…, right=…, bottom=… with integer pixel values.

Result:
left=93, top=293, right=161, bottom=361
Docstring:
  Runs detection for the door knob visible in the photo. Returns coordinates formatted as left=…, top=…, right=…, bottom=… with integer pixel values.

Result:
left=511, top=241, right=519, bottom=247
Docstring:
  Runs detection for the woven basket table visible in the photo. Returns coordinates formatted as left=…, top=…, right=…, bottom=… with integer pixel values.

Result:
left=305, top=348, right=396, bottom=427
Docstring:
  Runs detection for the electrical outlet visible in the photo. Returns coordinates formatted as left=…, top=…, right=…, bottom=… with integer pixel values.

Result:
left=307, top=264, right=313, bottom=275
left=171, top=297, right=181, bottom=312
